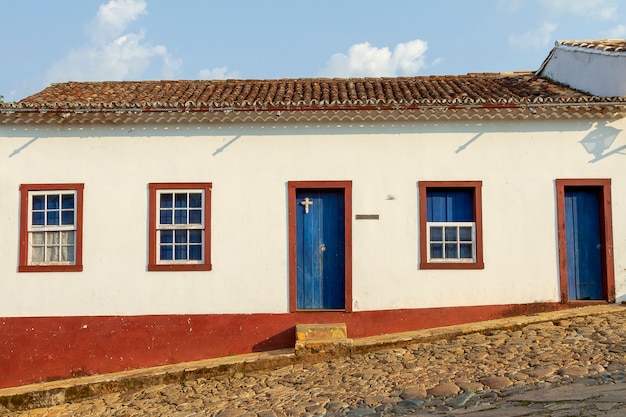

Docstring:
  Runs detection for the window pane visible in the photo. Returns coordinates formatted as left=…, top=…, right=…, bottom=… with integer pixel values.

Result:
left=189, top=209, right=202, bottom=224
left=459, top=227, right=472, bottom=241
left=32, top=247, right=44, bottom=262
left=160, top=245, right=173, bottom=260
left=430, top=243, right=443, bottom=259
left=61, top=246, right=75, bottom=262
left=32, top=211, right=45, bottom=226
left=445, top=243, right=458, bottom=259
left=61, top=210, right=74, bottom=225
left=460, top=243, right=473, bottom=259
left=175, top=193, right=187, bottom=208
left=174, top=209, right=187, bottom=224
left=47, top=195, right=59, bottom=210
left=61, top=231, right=75, bottom=244
left=175, top=230, right=187, bottom=243
left=160, top=230, right=173, bottom=243
left=47, top=246, right=59, bottom=262
left=160, top=209, right=173, bottom=224
left=174, top=245, right=187, bottom=260
left=444, top=226, right=457, bottom=241
left=61, top=194, right=74, bottom=209
left=47, top=231, right=60, bottom=244
left=189, top=193, right=202, bottom=208
left=32, top=232, right=45, bottom=244
left=160, top=193, right=173, bottom=208
left=32, top=195, right=45, bottom=210
left=189, top=230, right=202, bottom=243
left=189, top=245, right=202, bottom=260
left=430, top=226, right=443, bottom=242
left=47, top=211, right=59, bottom=226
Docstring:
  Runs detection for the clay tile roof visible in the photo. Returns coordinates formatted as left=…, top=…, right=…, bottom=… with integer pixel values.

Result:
left=558, top=39, right=626, bottom=52
left=13, top=73, right=595, bottom=110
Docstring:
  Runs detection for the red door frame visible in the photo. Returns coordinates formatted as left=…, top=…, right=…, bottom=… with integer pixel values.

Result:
left=555, top=178, right=615, bottom=303
left=287, top=181, right=352, bottom=312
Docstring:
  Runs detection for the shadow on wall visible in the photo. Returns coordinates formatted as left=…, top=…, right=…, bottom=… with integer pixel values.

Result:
left=580, top=121, right=624, bottom=163
left=212, top=135, right=241, bottom=156
left=252, top=327, right=296, bottom=352
left=8, top=137, right=38, bottom=157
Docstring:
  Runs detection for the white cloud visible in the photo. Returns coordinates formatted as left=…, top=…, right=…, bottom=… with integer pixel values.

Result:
left=45, top=0, right=180, bottom=84
left=603, top=25, right=626, bottom=38
left=197, top=67, right=241, bottom=80
left=90, top=0, right=147, bottom=42
left=539, top=0, right=618, bottom=20
left=509, top=22, right=558, bottom=50
left=319, top=39, right=429, bottom=78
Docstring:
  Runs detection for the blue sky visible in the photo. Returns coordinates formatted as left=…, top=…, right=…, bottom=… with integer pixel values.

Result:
left=1, top=0, right=625, bottom=101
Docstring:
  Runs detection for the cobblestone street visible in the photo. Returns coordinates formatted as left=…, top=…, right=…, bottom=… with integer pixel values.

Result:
left=2, top=307, right=626, bottom=416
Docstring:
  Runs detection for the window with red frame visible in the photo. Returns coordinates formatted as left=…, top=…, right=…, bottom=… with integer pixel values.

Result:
left=148, top=183, right=212, bottom=271
left=419, top=181, right=484, bottom=270
left=19, top=184, right=84, bottom=272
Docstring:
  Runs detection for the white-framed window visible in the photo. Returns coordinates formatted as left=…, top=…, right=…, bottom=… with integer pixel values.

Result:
left=149, top=183, right=212, bottom=271
left=19, top=184, right=84, bottom=272
left=426, top=222, right=476, bottom=262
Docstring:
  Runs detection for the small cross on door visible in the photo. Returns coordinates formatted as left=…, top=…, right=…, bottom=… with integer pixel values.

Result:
left=300, top=197, right=313, bottom=214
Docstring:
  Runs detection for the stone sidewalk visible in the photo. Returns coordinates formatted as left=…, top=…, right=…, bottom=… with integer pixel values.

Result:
left=1, top=304, right=626, bottom=416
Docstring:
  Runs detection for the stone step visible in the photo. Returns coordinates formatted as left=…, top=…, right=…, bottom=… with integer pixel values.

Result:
left=295, top=323, right=348, bottom=341
left=295, top=323, right=352, bottom=357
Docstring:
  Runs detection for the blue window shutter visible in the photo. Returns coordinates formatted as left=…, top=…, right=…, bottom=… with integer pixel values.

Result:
left=427, top=189, right=474, bottom=222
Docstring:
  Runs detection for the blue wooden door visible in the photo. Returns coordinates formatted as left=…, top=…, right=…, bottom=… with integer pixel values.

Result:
left=564, top=188, right=603, bottom=300
left=296, top=189, right=345, bottom=309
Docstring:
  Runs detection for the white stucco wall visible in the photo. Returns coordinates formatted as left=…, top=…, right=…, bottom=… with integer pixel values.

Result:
left=540, top=47, right=626, bottom=97
left=2, top=116, right=626, bottom=316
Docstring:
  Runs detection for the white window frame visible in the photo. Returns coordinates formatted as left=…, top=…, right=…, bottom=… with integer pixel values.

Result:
left=426, top=221, right=476, bottom=263
left=27, top=190, right=78, bottom=266
left=155, top=188, right=206, bottom=265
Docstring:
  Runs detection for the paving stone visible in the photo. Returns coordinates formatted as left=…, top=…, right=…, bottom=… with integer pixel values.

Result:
left=480, top=376, right=513, bottom=390
left=398, top=386, right=426, bottom=400
left=456, top=381, right=485, bottom=393
left=427, top=382, right=460, bottom=397
left=344, top=407, right=377, bottom=416
left=446, top=392, right=475, bottom=408
left=559, top=365, right=590, bottom=377
left=215, top=409, right=250, bottom=417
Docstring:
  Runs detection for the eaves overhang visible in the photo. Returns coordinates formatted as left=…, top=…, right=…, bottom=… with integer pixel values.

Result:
left=2, top=99, right=625, bottom=125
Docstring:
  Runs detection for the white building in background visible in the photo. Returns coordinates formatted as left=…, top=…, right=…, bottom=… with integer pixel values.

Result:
left=538, top=39, right=626, bottom=97
left=0, top=39, right=625, bottom=388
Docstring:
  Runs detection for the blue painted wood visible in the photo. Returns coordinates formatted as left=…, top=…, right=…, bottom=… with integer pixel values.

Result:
left=296, top=189, right=345, bottom=309
left=564, top=188, right=603, bottom=300
left=427, top=189, right=473, bottom=222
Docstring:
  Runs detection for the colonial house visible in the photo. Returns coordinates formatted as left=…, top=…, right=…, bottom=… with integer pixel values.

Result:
left=1, top=39, right=625, bottom=388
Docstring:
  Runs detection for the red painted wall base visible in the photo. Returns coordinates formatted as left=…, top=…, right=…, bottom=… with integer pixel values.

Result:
left=0, top=302, right=568, bottom=388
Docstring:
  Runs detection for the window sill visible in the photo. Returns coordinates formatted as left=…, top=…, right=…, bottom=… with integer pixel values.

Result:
left=148, top=263, right=212, bottom=272
left=420, top=262, right=484, bottom=270
left=18, top=265, right=83, bottom=272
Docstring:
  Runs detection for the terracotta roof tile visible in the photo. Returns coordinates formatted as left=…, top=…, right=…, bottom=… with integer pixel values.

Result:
left=558, top=39, right=626, bottom=52
left=6, top=72, right=621, bottom=114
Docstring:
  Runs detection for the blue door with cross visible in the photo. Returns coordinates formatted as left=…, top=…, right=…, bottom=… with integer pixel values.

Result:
left=564, top=188, right=603, bottom=300
left=296, top=189, right=345, bottom=310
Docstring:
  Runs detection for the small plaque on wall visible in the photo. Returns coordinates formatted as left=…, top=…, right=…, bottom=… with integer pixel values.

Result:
left=355, top=214, right=379, bottom=220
